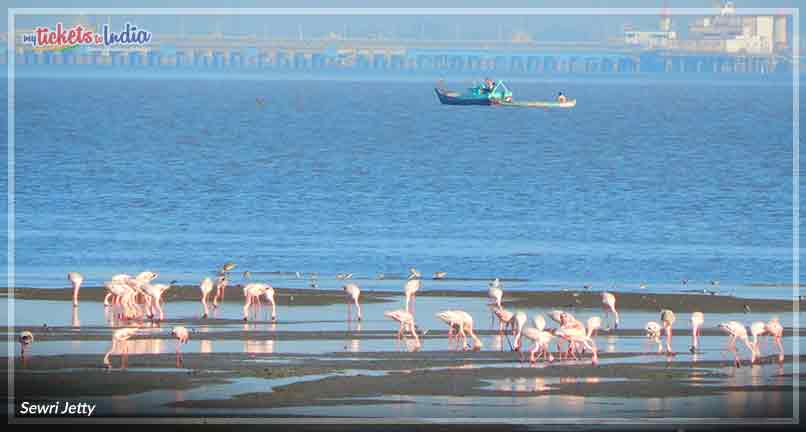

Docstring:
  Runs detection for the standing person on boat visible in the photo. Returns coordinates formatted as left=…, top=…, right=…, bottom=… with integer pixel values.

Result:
left=557, top=92, right=567, bottom=103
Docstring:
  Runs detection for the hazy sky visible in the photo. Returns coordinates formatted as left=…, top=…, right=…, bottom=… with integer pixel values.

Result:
left=6, top=0, right=803, bottom=43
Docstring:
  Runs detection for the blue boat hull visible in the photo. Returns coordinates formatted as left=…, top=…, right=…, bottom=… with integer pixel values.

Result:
left=434, top=88, right=494, bottom=106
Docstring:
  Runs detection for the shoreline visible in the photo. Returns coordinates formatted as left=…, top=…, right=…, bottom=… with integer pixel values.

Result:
left=3, top=286, right=800, bottom=313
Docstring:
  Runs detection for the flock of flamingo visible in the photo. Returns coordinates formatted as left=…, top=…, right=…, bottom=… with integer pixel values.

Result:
left=14, top=267, right=787, bottom=370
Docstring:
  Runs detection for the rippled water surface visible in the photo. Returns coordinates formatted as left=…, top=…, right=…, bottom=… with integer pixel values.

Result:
left=0, top=77, right=797, bottom=298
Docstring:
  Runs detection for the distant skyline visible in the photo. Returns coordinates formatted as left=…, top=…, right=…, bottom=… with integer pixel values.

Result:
left=6, top=0, right=802, bottom=44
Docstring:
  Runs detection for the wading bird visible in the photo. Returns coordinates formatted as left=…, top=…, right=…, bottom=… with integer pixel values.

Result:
left=404, top=268, right=422, bottom=314
left=18, top=331, right=34, bottom=367
left=68, top=272, right=84, bottom=307
left=171, top=326, right=190, bottom=367
left=242, top=282, right=276, bottom=321
left=601, top=292, right=619, bottom=330
left=690, top=312, right=704, bottom=353
left=433, top=271, right=447, bottom=280
left=554, top=325, right=599, bottom=365
left=660, top=309, right=676, bottom=354
left=384, top=309, right=421, bottom=350
left=765, top=317, right=785, bottom=362
left=104, top=327, right=140, bottom=369
left=220, top=262, right=237, bottom=274
left=213, top=274, right=229, bottom=307
left=144, top=282, right=173, bottom=322
left=645, top=321, right=663, bottom=353
left=750, top=321, right=767, bottom=360
left=488, top=278, right=504, bottom=328
left=517, top=315, right=555, bottom=363
left=717, top=321, right=756, bottom=367
left=200, top=277, right=214, bottom=319
left=436, top=310, right=482, bottom=351
left=343, top=283, right=362, bottom=322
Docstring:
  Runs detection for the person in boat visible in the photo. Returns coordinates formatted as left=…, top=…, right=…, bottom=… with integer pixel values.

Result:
left=557, top=92, right=567, bottom=103
left=484, top=78, right=495, bottom=93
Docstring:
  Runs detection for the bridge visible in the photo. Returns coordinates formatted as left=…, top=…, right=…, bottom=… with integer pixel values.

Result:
left=7, top=33, right=794, bottom=75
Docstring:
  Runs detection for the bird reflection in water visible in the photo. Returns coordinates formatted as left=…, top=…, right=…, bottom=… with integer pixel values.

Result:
left=345, top=322, right=361, bottom=352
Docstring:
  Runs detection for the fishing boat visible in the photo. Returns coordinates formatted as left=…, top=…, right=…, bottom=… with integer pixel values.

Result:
left=434, top=79, right=513, bottom=106
left=435, top=79, right=575, bottom=109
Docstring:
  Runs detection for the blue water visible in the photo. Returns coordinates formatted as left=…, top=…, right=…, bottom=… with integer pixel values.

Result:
left=0, top=76, right=799, bottom=298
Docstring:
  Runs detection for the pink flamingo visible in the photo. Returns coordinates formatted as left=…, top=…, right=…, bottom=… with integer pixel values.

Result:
left=519, top=318, right=555, bottom=364
left=488, top=278, right=503, bottom=328
left=645, top=321, right=663, bottom=353
left=404, top=268, right=422, bottom=314
left=765, top=318, right=785, bottom=362
left=171, top=326, right=190, bottom=367
left=384, top=309, right=421, bottom=350
left=601, top=292, right=619, bottom=329
left=200, top=277, right=214, bottom=318
left=68, top=272, right=84, bottom=307
left=242, top=283, right=275, bottom=321
left=660, top=309, right=676, bottom=354
left=104, top=273, right=132, bottom=306
left=18, top=331, right=33, bottom=367
left=493, top=307, right=516, bottom=335
left=144, top=283, right=172, bottom=321
left=511, top=311, right=529, bottom=351
left=343, top=283, right=362, bottom=321
left=263, top=285, right=277, bottom=322
left=436, top=310, right=462, bottom=349
left=749, top=321, right=766, bottom=360
left=213, top=274, right=228, bottom=308
left=717, top=321, right=756, bottom=367
left=127, top=271, right=158, bottom=304
left=104, top=327, right=140, bottom=369
left=554, top=325, right=599, bottom=365
left=437, top=310, right=482, bottom=351
left=690, top=312, right=704, bottom=353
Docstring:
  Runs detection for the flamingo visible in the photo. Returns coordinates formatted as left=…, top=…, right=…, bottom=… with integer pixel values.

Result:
left=660, top=309, right=676, bottom=354
left=19, top=331, right=33, bottom=366
left=220, top=262, right=237, bottom=274
left=488, top=278, right=503, bottom=328
left=511, top=311, right=529, bottom=351
left=242, top=283, right=275, bottom=321
left=128, top=271, right=159, bottom=303
left=749, top=321, right=767, bottom=360
left=68, top=272, right=84, bottom=307
left=645, top=321, right=663, bottom=353
left=437, top=310, right=482, bottom=351
left=171, top=326, right=190, bottom=367
left=690, top=312, right=705, bottom=353
left=601, top=292, right=619, bottom=329
left=492, top=307, right=516, bottom=336
left=404, top=267, right=422, bottom=314
left=554, top=325, right=599, bottom=365
left=519, top=318, right=555, bottom=363
left=436, top=310, right=463, bottom=349
left=717, top=321, right=756, bottom=367
left=104, top=273, right=132, bottom=306
left=213, top=274, right=228, bottom=307
left=104, top=327, right=140, bottom=369
left=200, top=277, right=214, bottom=319
left=384, top=309, right=421, bottom=350
left=343, top=283, right=362, bottom=321
left=433, top=271, right=447, bottom=280
left=765, top=318, right=785, bottom=362
left=144, top=282, right=172, bottom=321
left=263, top=285, right=277, bottom=322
